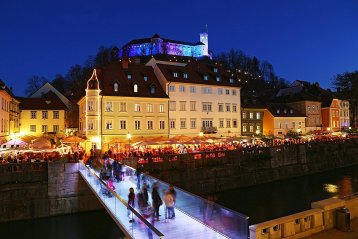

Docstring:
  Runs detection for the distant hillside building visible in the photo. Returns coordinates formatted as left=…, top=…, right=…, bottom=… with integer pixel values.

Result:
left=119, top=33, right=210, bottom=58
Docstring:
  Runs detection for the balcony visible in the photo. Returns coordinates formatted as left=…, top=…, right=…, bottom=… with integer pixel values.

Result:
left=201, top=126, right=218, bottom=134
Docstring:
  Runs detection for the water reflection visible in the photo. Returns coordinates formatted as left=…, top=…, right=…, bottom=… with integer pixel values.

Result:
left=217, top=165, right=358, bottom=225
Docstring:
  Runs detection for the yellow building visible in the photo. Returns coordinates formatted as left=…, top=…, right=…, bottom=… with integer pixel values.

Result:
left=77, top=61, right=169, bottom=153
left=0, top=80, right=11, bottom=143
left=147, top=58, right=241, bottom=137
left=263, top=104, right=306, bottom=137
left=18, top=91, right=69, bottom=136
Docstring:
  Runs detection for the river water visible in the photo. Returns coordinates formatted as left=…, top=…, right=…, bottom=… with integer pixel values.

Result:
left=1, top=165, right=357, bottom=238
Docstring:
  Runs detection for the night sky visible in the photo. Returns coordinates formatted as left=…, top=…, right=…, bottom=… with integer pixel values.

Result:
left=1, top=0, right=357, bottom=96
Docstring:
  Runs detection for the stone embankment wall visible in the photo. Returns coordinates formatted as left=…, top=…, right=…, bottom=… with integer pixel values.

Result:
left=138, top=140, right=358, bottom=194
left=0, top=163, right=101, bottom=222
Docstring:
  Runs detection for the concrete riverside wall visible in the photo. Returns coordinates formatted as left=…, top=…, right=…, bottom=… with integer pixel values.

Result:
left=0, top=162, right=102, bottom=222
left=250, top=196, right=358, bottom=239
left=132, top=139, right=358, bottom=194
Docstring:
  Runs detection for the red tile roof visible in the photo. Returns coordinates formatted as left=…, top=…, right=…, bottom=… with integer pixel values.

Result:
left=18, top=91, right=69, bottom=110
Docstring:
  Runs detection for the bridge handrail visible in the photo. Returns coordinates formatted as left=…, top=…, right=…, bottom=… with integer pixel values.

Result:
left=80, top=161, right=164, bottom=238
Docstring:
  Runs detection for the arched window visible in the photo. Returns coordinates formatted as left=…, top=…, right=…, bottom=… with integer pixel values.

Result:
left=114, top=83, right=119, bottom=92
left=134, top=84, right=138, bottom=93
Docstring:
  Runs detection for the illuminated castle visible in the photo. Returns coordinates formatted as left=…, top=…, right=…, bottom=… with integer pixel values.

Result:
left=119, top=33, right=210, bottom=58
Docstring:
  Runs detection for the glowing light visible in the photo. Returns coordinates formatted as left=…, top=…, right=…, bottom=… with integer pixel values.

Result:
left=127, top=133, right=131, bottom=139
left=323, top=184, right=339, bottom=193
left=255, top=130, right=260, bottom=135
left=327, top=127, right=331, bottom=131
left=91, top=137, right=101, bottom=143
left=199, top=131, right=204, bottom=137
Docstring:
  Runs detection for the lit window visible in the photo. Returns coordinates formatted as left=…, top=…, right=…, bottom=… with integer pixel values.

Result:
left=159, top=104, right=165, bottom=113
left=183, top=73, right=189, bottom=79
left=229, top=78, right=234, bottom=83
left=134, top=84, right=138, bottom=93
left=173, top=72, right=178, bottom=78
left=143, top=76, right=148, bottom=81
left=213, top=68, right=218, bottom=73
left=216, top=76, right=220, bottom=82
left=134, top=103, right=141, bottom=112
left=242, top=125, right=247, bottom=132
left=249, top=112, right=254, bottom=119
left=150, top=86, right=156, bottom=94
left=147, top=103, right=153, bottom=113
left=114, top=83, right=119, bottom=92
left=127, top=74, right=132, bottom=80
left=256, top=112, right=261, bottom=119
left=249, top=125, right=254, bottom=132
left=203, top=75, right=209, bottom=80
left=242, top=112, right=247, bottom=119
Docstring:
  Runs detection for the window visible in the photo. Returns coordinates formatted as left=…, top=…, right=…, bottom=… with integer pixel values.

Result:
left=233, top=119, right=238, bottom=128
left=42, top=111, right=48, bottom=119
left=218, top=103, right=224, bottom=112
left=218, top=88, right=223, bottom=95
left=249, top=112, right=254, bottom=119
left=53, top=111, right=59, bottom=119
left=88, top=120, right=94, bottom=130
left=120, top=102, right=127, bottom=112
left=53, top=125, right=59, bottom=132
left=30, top=125, right=36, bottom=132
left=203, top=75, right=208, bottom=81
left=31, top=111, right=37, bottom=119
left=135, top=120, right=141, bottom=130
left=169, top=101, right=176, bottom=111
left=256, top=112, right=261, bottom=119
left=202, top=87, right=212, bottom=94
left=292, top=122, right=295, bottom=128
left=202, top=102, right=212, bottom=112
left=256, top=125, right=261, bottom=131
left=120, top=120, right=127, bottom=130
left=183, top=73, right=189, bottom=79
left=127, top=74, right=132, bottom=80
left=226, top=119, right=231, bottom=128
left=147, top=120, right=153, bottom=130
left=134, top=84, right=138, bottom=93
left=190, top=86, right=196, bottom=93
left=106, top=120, right=113, bottom=129
left=179, top=101, right=186, bottom=111
left=243, top=125, right=247, bottom=132
left=219, top=119, right=224, bottom=128
left=232, top=89, right=237, bottom=95
left=226, top=103, right=231, bottom=112
left=143, top=76, right=148, bottom=81
left=216, top=76, right=221, bottom=82
left=42, top=125, right=48, bottom=133
left=190, top=119, right=196, bottom=129
left=242, top=112, right=247, bottom=119
left=150, top=86, right=156, bottom=94
left=114, top=83, right=119, bottom=92
left=159, top=121, right=165, bottom=130
left=249, top=125, right=254, bottom=132
left=173, top=72, right=178, bottom=78
left=180, top=119, right=186, bottom=129
left=106, top=102, right=113, bottom=112
left=88, top=101, right=94, bottom=111
left=277, top=109, right=280, bottom=114
left=190, top=101, right=196, bottom=111
left=159, top=104, right=165, bottom=113
left=202, top=120, right=213, bottom=128
left=225, top=89, right=230, bottom=95
left=147, top=103, right=153, bottom=113
left=134, top=103, right=141, bottom=112
left=278, top=122, right=282, bottom=128
left=169, top=85, right=175, bottom=92
left=232, top=104, right=237, bottom=112
left=229, top=78, right=234, bottom=83
left=213, top=67, right=218, bottom=73
left=179, top=85, right=185, bottom=92
left=169, top=120, right=175, bottom=129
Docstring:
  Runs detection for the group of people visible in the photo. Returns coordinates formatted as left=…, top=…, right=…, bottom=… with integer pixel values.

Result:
left=127, top=183, right=177, bottom=223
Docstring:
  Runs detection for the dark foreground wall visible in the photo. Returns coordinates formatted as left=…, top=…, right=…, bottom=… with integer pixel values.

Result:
left=0, top=163, right=102, bottom=222
left=132, top=140, right=358, bottom=194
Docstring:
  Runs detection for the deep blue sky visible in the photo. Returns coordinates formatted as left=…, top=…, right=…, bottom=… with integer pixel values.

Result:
left=1, top=0, right=357, bottom=96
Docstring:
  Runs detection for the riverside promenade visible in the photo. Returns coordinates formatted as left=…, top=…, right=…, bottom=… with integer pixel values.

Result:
left=306, top=218, right=358, bottom=239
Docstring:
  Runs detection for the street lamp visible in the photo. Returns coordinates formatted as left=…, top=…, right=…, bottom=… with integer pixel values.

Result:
left=327, top=127, right=331, bottom=131
left=127, top=133, right=131, bottom=151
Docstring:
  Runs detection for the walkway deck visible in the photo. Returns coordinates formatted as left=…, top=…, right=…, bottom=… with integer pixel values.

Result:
left=79, top=163, right=248, bottom=239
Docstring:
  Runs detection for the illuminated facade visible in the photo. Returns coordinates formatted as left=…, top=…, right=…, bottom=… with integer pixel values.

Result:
left=18, top=92, right=69, bottom=136
left=263, top=104, right=306, bottom=136
left=0, top=80, right=11, bottom=142
left=339, top=99, right=350, bottom=129
left=77, top=61, right=169, bottom=152
left=119, top=33, right=210, bottom=58
left=147, top=58, right=241, bottom=137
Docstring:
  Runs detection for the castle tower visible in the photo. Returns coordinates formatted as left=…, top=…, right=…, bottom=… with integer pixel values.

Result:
left=200, top=32, right=209, bottom=56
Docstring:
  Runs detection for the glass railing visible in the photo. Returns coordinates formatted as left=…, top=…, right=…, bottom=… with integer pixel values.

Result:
left=129, top=166, right=249, bottom=239
left=79, top=162, right=164, bottom=239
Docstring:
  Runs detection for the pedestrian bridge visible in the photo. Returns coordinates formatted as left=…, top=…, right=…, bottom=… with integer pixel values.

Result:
left=79, top=162, right=248, bottom=239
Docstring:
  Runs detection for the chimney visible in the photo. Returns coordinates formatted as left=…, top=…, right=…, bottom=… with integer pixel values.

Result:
left=121, top=57, right=129, bottom=69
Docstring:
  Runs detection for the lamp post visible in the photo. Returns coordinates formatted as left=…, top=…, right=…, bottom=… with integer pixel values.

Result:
left=127, top=133, right=131, bottom=152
